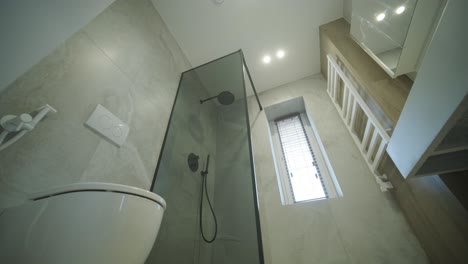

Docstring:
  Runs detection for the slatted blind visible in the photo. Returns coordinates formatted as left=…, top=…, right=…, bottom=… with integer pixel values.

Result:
left=276, top=114, right=327, bottom=202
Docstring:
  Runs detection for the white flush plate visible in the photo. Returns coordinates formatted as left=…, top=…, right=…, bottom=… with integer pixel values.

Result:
left=85, top=104, right=129, bottom=147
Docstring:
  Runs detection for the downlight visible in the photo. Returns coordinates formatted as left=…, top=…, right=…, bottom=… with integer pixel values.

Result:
left=262, top=55, right=272, bottom=64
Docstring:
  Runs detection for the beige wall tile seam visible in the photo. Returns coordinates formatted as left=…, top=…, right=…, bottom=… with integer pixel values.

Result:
left=80, top=30, right=141, bottom=89
left=325, top=201, right=353, bottom=263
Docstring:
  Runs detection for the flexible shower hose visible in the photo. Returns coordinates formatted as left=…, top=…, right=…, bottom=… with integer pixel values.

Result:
left=199, top=155, right=218, bottom=243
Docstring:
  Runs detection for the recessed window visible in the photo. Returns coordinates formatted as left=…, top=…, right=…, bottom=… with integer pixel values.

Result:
left=265, top=97, right=342, bottom=205
left=276, top=115, right=327, bottom=202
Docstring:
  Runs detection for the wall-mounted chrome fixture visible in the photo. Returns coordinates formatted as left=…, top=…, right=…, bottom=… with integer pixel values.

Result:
left=0, top=104, right=57, bottom=152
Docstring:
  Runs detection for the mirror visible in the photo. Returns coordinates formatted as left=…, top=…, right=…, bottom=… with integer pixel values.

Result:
left=350, top=0, right=418, bottom=77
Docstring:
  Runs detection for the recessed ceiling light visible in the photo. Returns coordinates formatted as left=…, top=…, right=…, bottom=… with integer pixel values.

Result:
left=376, top=13, right=386, bottom=21
left=262, top=55, right=272, bottom=64
left=395, top=6, right=405, bottom=14
left=276, top=50, right=285, bottom=59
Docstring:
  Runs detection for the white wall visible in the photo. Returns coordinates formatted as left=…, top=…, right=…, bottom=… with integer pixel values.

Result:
left=151, top=0, right=343, bottom=93
left=0, top=0, right=116, bottom=93
left=248, top=75, right=427, bottom=263
left=387, top=0, right=468, bottom=177
left=343, top=0, right=352, bottom=22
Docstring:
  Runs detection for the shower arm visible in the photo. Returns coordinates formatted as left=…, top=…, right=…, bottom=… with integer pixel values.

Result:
left=200, top=96, right=218, bottom=104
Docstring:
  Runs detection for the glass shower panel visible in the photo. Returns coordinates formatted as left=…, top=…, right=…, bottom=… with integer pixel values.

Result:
left=146, top=51, right=263, bottom=264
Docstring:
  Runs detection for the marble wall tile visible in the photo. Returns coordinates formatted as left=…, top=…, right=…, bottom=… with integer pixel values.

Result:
left=83, top=0, right=180, bottom=81
left=0, top=0, right=190, bottom=209
left=248, top=74, right=428, bottom=263
left=329, top=195, right=427, bottom=264
left=0, top=31, right=131, bottom=206
left=268, top=202, right=350, bottom=263
left=78, top=0, right=191, bottom=189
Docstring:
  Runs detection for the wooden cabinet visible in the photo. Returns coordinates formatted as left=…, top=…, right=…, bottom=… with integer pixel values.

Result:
left=386, top=0, right=468, bottom=178
left=350, top=0, right=445, bottom=78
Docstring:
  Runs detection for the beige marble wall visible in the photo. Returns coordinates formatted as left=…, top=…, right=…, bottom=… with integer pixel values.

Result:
left=0, top=0, right=191, bottom=208
left=248, top=75, right=428, bottom=264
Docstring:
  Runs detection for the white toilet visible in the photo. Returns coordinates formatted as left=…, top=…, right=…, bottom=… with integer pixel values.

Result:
left=0, top=182, right=166, bottom=264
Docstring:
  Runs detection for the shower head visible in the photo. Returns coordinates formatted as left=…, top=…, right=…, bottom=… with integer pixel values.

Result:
left=200, top=91, right=235, bottom=106
left=217, top=91, right=235, bottom=105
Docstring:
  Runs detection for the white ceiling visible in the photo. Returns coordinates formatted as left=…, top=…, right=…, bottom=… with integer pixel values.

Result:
left=151, top=0, right=344, bottom=93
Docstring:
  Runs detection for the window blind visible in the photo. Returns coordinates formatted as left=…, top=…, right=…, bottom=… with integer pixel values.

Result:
left=276, top=114, right=327, bottom=202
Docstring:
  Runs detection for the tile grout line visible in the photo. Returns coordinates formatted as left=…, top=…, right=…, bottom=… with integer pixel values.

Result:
left=80, top=30, right=142, bottom=92
left=326, top=200, right=354, bottom=263
left=79, top=29, right=141, bottom=125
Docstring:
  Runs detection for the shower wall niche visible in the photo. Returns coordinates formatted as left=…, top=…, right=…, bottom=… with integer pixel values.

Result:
left=146, top=51, right=263, bottom=264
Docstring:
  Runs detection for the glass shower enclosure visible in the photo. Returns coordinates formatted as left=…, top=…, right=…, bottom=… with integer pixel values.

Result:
left=145, top=51, right=264, bottom=264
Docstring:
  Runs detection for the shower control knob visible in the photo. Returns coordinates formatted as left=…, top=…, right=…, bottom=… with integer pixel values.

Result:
left=188, top=153, right=200, bottom=172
